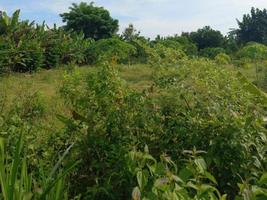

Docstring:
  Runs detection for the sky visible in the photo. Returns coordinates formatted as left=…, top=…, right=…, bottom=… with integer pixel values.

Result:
left=0, top=0, right=267, bottom=38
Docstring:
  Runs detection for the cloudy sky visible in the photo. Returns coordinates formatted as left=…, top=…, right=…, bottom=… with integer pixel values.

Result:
left=1, top=0, right=267, bottom=38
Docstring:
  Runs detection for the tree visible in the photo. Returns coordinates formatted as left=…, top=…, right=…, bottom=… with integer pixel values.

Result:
left=236, top=7, right=267, bottom=45
left=60, top=2, right=119, bottom=40
left=121, top=23, right=140, bottom=41
left=183, top=26, right=225, bottom=50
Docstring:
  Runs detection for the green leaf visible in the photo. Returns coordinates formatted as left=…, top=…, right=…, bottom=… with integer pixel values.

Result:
left=204, top=171, right=218, bottom=185
left=137, top=170, right=148, bottom=190
left=179, top=167, right=193, bottom=182
left=220, top=194, right=227, bottom=200
left=258, top=173, right=267, bottom=185
left=194, top=158, right=207, bottom=173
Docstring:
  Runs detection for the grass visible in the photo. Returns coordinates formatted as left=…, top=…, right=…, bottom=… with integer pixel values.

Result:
left=0, top=65, right=153, bottom=101
left=0, top=63, right=265, bottom=118
left=0, top=63, right=265, bottom=107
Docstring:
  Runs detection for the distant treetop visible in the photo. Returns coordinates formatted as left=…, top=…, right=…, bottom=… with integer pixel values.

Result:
left=60, top=2, right=119, bottom=40
left=236, top=7, right=267, bottom=45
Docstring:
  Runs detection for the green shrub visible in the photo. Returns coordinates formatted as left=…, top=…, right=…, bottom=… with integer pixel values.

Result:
left=128, top=147, right=226, bottom=200
left=148, top=44, right=186, bottom=67
left=87, top=38, right=136, bottom=64
left=129, top=39, right=152, bottom=64
left=60, top=61, right=266, bottom=199
left=237, top=42, right=267, bottom=61
left=214, top=53, right=231, bottom=64
left=200, top=47, right=225, bottom=59
left=153, top=36, right=198, bottom=57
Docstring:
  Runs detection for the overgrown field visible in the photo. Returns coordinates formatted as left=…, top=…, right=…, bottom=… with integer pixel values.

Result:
left=0, top=61, right=267, bottom=200
left=0, top=5, right=267, bottom=200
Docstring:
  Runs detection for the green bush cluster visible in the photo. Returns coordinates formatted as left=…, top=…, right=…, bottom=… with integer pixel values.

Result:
left=237, top=42, right=267, bottom=61
left=214, top=53, right=231, bottom=64
left=59, top=61, right=266, bottom=199
left=200, top=47, right=226, bottom=59
left=87, top=38, right=137, bottom=64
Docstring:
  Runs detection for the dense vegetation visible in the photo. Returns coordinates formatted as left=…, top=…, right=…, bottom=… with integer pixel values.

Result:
left=0, top=2, right=266, bottom=200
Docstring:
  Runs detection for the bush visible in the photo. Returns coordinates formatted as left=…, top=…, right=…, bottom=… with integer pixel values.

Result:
left=87, top=38, right=136, bottom=64
left=200, top=47, right=226, bottom=59
left=129, top=39, right=151, bottom=64
left=214, top=53, right=231, bottom=64
left=60, top=61, right=266, bottom=199
left=237, top=42, right=267, bottom=61
left=153, top=36, right=198, bottom=57
left=148, top=44, right=186, bottom=67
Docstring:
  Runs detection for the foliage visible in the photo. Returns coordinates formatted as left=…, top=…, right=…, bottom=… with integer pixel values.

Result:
left=60, top=2, right=119, bottom=40
left=200, top=47, right=226, bottom=59
left=153, top=35, right=198, bottom=57
left=237, top=42, right=267, bottom=61
left=42, top=28, right=91, bottom=68
left=0, top=10, right=20, bottom=35
left=183, top=26, right=225, bottom=50
left=121, top=24, right=141, bottom=42
left=236, top=7, right=267, bottom=45
left=87, top=37, right=136, bottom=64
left=60, top=61, right=267, bottom=199
left=60, top=65, right=135, bottom=199
left=147, top=44, right=186, bottom=67
left=236, top=172, right=267, bottom=200
left=1, top=4, right=267, bottom=200
left=214, top=53, right=231, bottom=64
left=0, top=125, right=78, bottom=200
left=0, top=10, right=91, bottom=73
left=129, top=39, right=152, bottom=64
left=129, top=147, right=225, bottom=200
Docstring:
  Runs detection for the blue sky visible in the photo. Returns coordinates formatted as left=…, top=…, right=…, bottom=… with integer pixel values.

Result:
left=1, top=0, right=267, bottom=38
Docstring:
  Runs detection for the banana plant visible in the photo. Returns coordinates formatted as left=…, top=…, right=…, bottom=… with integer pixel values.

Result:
left=0, top=10, right=20, bottom=35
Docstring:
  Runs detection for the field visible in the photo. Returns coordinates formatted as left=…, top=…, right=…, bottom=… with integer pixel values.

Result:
left=0, top=61, right=266, bottom=199
left=0, top=4, right=267, bottom=200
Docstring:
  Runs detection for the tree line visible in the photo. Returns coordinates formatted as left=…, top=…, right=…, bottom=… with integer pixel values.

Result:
left=0, top=2, right=267, bottom=73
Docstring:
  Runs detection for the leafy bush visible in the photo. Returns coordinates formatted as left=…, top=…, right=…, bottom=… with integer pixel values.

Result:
left=129, top=147, right=226, bottom=200
left=129, top=39, right=151, bottom=64
left=200, top=47, right=226, bottom=59
left=60, top=61, right=266, bottom=199
left=214, top=53, right=231, bottom=64
left=87, top=38, right=136, bottom=64
left=153, top=36, right=198, bottom=57
left=148, top=44, right=186, bottom=67
left=237, top=42, right=267, bottom=61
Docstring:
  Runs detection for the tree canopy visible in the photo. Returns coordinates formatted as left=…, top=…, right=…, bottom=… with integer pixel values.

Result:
left=183, top=26, right=225, bottom=50
left=60, top=2, right=119, bottom=40
left=236, top=7, right=267, bottom=45
left=121, top=23, right=140, bottom=41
